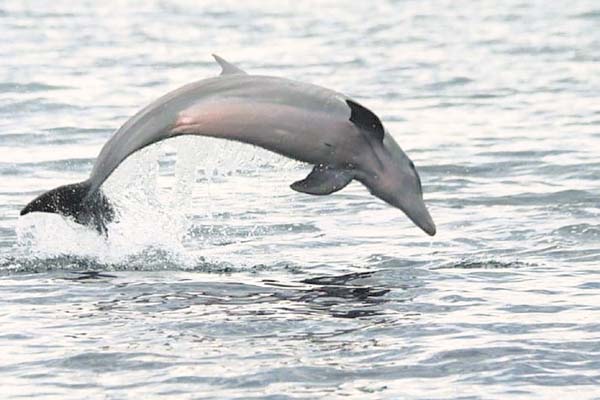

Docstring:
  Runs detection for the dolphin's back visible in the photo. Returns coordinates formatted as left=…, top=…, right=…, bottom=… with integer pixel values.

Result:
left=88, top=75, right=351, bottom=194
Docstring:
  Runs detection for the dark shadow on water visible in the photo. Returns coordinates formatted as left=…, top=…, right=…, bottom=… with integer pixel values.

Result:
left=432, top=259, right=535, bottom=270
left=277, top=271, right=391, bottom=318
left=301, top=270, right=376, bottom=285
left=86, top=270, right=401, bottom=321
left=0, top=253, right=431, bottom=322
left=63, top=271, right=118, bottom=281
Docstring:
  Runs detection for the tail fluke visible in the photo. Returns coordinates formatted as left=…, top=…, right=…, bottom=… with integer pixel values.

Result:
left=20, top=180, right=115, bottom=234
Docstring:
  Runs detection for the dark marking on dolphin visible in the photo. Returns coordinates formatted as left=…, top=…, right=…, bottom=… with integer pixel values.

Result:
left=347, top=99, right=385, bottom=142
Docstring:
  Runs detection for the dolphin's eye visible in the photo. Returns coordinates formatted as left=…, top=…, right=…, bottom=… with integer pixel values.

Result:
left=409, top=161, right=415, bottom=170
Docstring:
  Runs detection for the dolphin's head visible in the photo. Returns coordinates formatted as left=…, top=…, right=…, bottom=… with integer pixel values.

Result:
left=358, top=131, right=436, bottom=236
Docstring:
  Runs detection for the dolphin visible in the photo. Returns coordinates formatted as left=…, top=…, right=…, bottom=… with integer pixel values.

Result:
left=20, top=55, right=436, bottom=236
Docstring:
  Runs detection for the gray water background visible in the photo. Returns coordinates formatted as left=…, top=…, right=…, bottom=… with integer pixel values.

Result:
left=1, top=1, right=600, bottom=398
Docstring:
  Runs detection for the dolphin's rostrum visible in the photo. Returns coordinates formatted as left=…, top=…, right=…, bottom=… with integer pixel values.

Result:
left=21, top=55, right=436, bottom=236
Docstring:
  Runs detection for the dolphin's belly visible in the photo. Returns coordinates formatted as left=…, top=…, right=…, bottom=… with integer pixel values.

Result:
left=172, top=100, right=363, bottom=166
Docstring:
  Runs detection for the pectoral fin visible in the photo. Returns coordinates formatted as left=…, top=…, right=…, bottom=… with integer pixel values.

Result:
left=290, top=165, right=354, bottom=195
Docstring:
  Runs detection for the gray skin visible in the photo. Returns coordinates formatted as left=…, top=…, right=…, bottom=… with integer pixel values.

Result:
left=23, top=55, right=436, bottom=236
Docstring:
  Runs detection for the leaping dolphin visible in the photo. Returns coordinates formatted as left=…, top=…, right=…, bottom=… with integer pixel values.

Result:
left=20, top=55, right=436, bottom=236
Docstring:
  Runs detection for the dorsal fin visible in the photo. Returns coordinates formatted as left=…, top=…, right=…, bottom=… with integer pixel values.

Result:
left=212, top=54, right=247, bottom=75
left=346, top=100, right=384, bottom=142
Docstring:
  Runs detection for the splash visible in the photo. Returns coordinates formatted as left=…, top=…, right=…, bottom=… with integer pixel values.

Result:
left=16, top=136, right=305, bottom=269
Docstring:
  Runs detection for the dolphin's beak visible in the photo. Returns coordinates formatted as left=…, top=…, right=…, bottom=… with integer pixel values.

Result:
left=415, top=208, right=436, bottom=236
left=363, top=184, right=437, bottom=236
left=402, top=199, right=436, bottom=236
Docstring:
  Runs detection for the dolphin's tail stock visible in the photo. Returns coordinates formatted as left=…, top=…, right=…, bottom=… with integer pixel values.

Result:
left=20, top=180, right=115, bottom=234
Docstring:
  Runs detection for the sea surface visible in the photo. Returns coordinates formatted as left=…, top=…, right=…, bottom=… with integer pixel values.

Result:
left=1, top=1, right=600, bottom=399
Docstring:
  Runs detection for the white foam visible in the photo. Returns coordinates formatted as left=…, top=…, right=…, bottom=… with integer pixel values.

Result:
left=16, top=136, right=305, bottom=267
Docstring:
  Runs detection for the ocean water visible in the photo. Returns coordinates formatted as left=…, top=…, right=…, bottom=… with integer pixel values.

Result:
left=1, top=1, right=600, bottom=398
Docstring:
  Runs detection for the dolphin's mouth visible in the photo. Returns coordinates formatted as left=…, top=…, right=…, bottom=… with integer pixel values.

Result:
left=402, top=200, right=436, bottom=236
left=356, top=177, right=436, bottom=236
left=413, top=212, right=436, bottom=236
